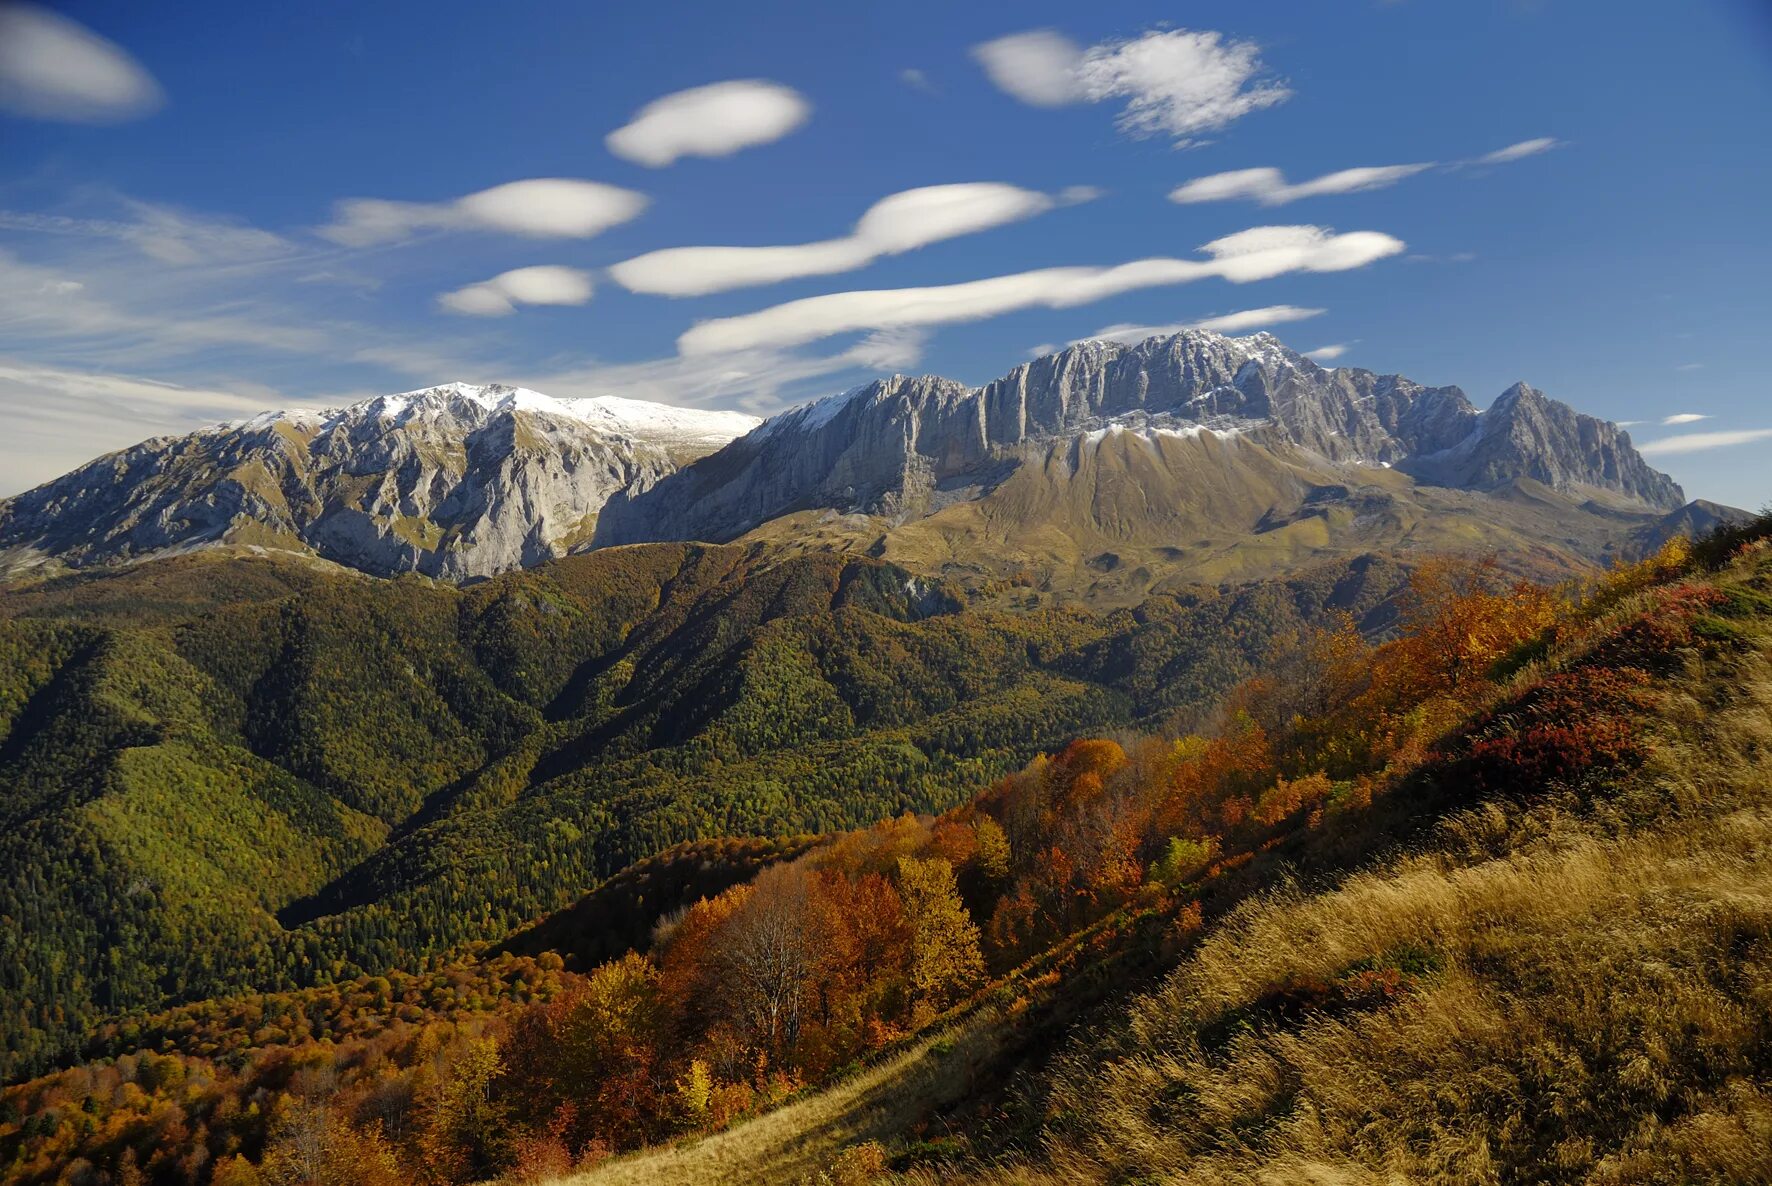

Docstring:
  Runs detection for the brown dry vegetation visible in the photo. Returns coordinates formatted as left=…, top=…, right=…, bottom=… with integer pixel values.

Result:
left=569, top=545, right=1772, bottom=1186
left=556, top=1015, right=1004, bottom=1186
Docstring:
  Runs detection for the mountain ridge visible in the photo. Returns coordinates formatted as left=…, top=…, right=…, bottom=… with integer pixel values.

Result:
left=595, top=331, right=1682, bottom=554
left=0, top=382, right=759, bottom=581
left=0, top=332, right=1701, bottom=595
left=592, top=330, right=1694, bottom=602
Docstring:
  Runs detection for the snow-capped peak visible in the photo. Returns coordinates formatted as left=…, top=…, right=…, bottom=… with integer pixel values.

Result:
left=228, top=383, right=760, bottom=449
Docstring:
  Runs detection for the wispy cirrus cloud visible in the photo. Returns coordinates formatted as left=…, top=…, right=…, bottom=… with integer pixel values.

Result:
left=0, top=202, right=295, bottom=265
left=0, top=4, right=164, bottom=123
left=0, top=358, right=309, bottom=494
left=678, top=225, right=1405, bottom=355
left=1073, top=304, right=1325, bottom=346
left=1171, top=164, right=1433, bottom=207
left=610, top=183, right=1089, bottom=297
left=973, top=27, right=1289, bottom=146
left=1663, top=412, right=1709, bottom=425
left=899, top=68, right=938, bottom=95
left=1305, top=343, right=1349, bottom=361
left=317, top=179, right=648, bottom=247
left=1170, top=138, right=1561, bottom=208
left=507, top=330, right=930, bottom=418
left=1637, top=428, right=1772, bottom=456
left=0, top=246, right=330, bottom=361
left=605, top=80, right=810, bottom=167
left=1473, top=137, right=1561, bottom=164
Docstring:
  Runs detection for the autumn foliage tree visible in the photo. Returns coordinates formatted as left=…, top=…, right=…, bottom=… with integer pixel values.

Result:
left=896, top=857, right=985, bottom=1019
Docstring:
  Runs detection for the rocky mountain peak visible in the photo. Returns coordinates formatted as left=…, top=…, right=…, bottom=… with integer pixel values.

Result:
left=0, top=386, right=759, bottom=580
left=595, top=330, right=1684, bottom=550
left=1399, top=379, right=1682, bottom=508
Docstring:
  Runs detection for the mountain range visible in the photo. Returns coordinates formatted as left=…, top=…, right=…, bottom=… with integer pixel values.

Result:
left=0, top=331, right=1726, bottom=599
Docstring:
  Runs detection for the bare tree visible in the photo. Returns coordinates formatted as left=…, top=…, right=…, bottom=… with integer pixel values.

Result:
left=711, top=864, right=828, bottom=1060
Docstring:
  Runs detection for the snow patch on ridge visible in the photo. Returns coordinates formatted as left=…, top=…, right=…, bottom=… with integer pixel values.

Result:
left=225, top=383, right=760, bottom=449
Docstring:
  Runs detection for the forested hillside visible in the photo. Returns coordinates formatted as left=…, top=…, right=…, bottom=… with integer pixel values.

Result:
left=6, top=516, right=1767, bottom=1186
left=0, top=542, right=1404, bottom=1082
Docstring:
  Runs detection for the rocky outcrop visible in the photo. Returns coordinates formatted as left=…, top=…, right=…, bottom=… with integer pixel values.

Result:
left=1397, top=382, right=1683, bottom=506
left=0, top=383, right=758, bottom=580
left=595, top=330, right=1684, bottom=548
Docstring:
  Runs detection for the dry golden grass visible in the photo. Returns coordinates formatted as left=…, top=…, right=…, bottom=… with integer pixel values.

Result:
left=925, top=579, right=1772, bottom=1185
left=556, top=1013, right=1003, bottom=1186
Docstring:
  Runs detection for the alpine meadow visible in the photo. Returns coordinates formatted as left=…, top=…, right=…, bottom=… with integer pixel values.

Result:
left=1, top=3, right=1769, bottom=1185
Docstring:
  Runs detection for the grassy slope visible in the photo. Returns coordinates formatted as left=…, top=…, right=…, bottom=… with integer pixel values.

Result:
left=564, top=548, right=1772, bottom=1186
left=564, top=1019, right=1008, bottom=1186
left=739, top=430, right=1672, bottom=609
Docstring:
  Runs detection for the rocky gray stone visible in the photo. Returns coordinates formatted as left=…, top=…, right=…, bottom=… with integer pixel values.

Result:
left=0, top=383, right=757, bottom=580
left=594, top=330, right=1684, bottom=548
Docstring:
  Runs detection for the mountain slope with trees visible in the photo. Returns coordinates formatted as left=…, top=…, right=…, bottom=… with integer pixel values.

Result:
left=0, top=541, right=1406, bottom=1084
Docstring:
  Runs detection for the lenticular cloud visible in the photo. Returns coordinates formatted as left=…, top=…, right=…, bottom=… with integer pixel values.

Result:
left=677, top=225, right=1406, bottom=356
left=605, top=80, right=811, bottom=167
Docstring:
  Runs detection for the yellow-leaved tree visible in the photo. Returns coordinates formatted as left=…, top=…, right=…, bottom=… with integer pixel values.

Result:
left=896, top=856, right=985, bottom=1021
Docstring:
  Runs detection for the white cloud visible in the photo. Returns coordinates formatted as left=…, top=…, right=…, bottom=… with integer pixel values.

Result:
left=1173, top=138, right=1558, bottom=207
left=318, top=179, right=647, bottom=247
left=1079, top=30, right=1291, bottom=145
left=1675, top=362, right=1704, bottom=372
left=1305, top=344, right=1349, bottom=361
left=1180, top=305, right=1321, bottom=334
left=0, top=4, right=164, bottom=123
left=974, top=27, right=1288, bottom=145
left=1075, top=304, right=1325, bottom=346
left=971, top=30, right=1088, bottom=107
left=678, top=224, right=1404, bottom=356
left=900, top=68, right=937, bottom=95
left=1170, top=163, right=1432, bottom=206
left=1663, top=412, right=1709, bottom=425
left=439, top=266, right=593, bottom=317
left=605, top=80, right=810, bottom=167
left=610, top=182, right=1077, bottom=297
left=1637, top=428, right=1772, bottom=456
left=1475, top=137, right=1561, bottom=164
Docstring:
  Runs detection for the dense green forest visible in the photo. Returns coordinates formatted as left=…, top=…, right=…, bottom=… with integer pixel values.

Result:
left=0, top=542, right=1406, bottom=1081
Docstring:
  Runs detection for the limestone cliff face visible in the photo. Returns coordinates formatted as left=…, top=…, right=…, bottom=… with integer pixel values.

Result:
left=0, top=383, right=758, bottom=580
left=1398, top=382, right=1682, bottom=506
left=594, top=330, right=1684, bottom=548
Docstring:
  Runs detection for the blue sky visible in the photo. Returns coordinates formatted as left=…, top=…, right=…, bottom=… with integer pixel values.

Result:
left=1, top=0, right=1769, bottom=507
